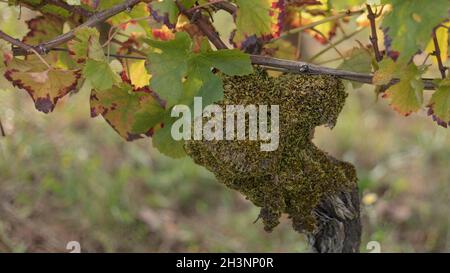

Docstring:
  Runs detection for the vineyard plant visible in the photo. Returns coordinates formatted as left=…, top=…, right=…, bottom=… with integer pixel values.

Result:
left=0, top=0, right=449, bottom=254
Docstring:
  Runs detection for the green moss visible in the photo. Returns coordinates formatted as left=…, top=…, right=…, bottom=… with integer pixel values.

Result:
left=185, top=68, right=357, bottom=233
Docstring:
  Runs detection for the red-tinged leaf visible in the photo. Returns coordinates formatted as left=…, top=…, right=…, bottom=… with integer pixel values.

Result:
left=4, top=65, right=81, bottom=113
left=233, top=0, right=283, bottom=44
left=68, top=27, right=105, bottom=63
left=152, top=26, right=175, bottom=41
left=90, top=83, right=157, bottom=141
left=107, top=2, right=152, bottom=36
left=427, top=78, right=450, bottom=128
left=282, top=2, right=337, bottom=45
left=22, top=16, right=64, bottom=45
left=382, top=64, right=426, bottom=116
left=81, top=0, right=100, bottom=10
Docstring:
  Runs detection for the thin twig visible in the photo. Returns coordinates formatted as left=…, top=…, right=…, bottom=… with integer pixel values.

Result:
left=213, top=1, right=236, bottom=14
left=310, top=27, right=345, bottom=59
left=187, top=0, right=226, bottom=13
left=308, top=27, right=366, bottom=62
left=111, top=38, right=147, bottom=57
left=0, top=30, right=33, bottom=52
left=273, top=9, right=364, bottom=42
left=176, top=0, right=228, bottom=50
left=43, top=0, right=93, bottom=17
left=0, top=119, right=5, bottom=137
left=10, top=0, right=143, bottom=55
left=432, top=26, right=447, bottom=78
left=366, top=4, right=382, bottom=62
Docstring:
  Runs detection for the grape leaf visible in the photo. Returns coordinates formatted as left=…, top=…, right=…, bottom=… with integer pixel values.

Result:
left=68, top=27, right=105, bottom=62
left=425, top=22, right=450, bottom=64
left=0, top=3, right=28, bottom=40
left=373, top=58, right=398, bottom=85
left=83, top=59, right=121, bottom=91
left=152, top=116, right=187, bottom=158
left=196, top=50, right=255, bottom=76
left=22, top=16, right=63, bottom=45
left=4, top=61, right=80, bottom=113
left=131, top=95, right=166, bottom=134
left=145, top=32, right=253, bottom=108
left=146, top=32, right=191, bottom=106
left=90, top=83, right=152, bottom=141
left=128, top=60, right=152, bottom=89
left=108, top=2, right=152, bottom=36
left=382, top=0, right=449, bottom=63
left=427, top=78, right=450, bottom=128
left=150, top=0, right=179, bottom=27
left=233, top=0, right=277, bottom=43
left=338, top=47, right=374, bottom=88
left=382, top=63, right=426, bottom=116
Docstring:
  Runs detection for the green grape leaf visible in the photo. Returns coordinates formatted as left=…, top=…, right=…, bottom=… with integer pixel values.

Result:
left=4, top=60, right=80, bottom=113
left=427, top=78, right=450, bottom=128
left=0, top=3, right=28, bottom=40
left=152, top=116, right=187, bottom=158
left=68, top=27, right=105, bottom=62
left=83, top=59, right=121, bottom=91
left=197, top=50, right=254, bottom=76
left=145, top=32, right=253, bottom=108
left=108, top=2, right=152, bottom=36
left=338, top=47, right=374, bottom=88
left=382, top=63, right=426, bottom=116
left=131, top=95, right=166, bottom=134
left=150, top=0, right=179, bottom=26
left=233, top=0, right=274, bottom=43
left=22, top=16, right=64, bottom=45
left=382, top=0, right=449, bottom=63
left=90, top=83, right=150, bottom=141
left=146, top=32, right=191, bottom=106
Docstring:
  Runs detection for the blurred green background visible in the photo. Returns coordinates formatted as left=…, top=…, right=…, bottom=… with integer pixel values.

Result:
left=1, top=80, right=449, bottom=252
left=0, top=3, right=449, bottom=253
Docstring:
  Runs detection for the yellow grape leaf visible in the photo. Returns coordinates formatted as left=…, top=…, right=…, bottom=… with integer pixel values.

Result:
left=68, top=27, right=105, bottom=63
left=425, top=22, right=450, bottom=64
left=108, top=2, right=152, bottom=36
left=22, top=16, right=63, bottom=45
left=382, top=64, right=426, bottom=116
left=4, top=63, right=81, bottom=113
left=128, top=60, right=151, bottom=89
left=373, top=58, right=398, bottom=85
left=427, top=78, right=450, bottom=128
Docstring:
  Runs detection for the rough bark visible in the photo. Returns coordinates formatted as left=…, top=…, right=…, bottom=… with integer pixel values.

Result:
left=307, top=187, right=361, bottom=253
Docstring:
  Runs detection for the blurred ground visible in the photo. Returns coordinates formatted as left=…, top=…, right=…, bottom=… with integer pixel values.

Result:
left=0, top=78, right=448, bottom=252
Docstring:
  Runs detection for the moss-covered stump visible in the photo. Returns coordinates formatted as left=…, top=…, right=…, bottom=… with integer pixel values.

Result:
left=185, top=68, right=360, bottom=252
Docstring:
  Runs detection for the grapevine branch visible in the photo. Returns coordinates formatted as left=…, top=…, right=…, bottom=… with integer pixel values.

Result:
left=43, top=0, right=93, bottom=17
left=432, top=26, right=447, bottom=78
left=10, top=0, right=143, bottom=55
left=0, top=119, right=5, bottom=137
left=1, top=0, right=438, bottom=90
left=366, top=4, right=382, bottom=62
left=16, top=0, right=93, bottom=17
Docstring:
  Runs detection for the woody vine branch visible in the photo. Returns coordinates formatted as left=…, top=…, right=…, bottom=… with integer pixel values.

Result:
left=0, top=0, right=444, bottom=90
